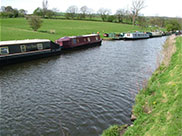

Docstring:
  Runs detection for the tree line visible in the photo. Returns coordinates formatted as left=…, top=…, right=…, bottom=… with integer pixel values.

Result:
left=1, top=0, right=181, bottom=32
left=0, top=6, right=27, bottom=18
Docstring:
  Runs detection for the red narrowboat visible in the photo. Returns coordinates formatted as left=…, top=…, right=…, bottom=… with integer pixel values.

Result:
left=55, top=34, right=102, bottom=49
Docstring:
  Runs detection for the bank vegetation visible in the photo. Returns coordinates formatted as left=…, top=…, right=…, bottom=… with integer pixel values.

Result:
left=102, top=35, right=182, bottom=136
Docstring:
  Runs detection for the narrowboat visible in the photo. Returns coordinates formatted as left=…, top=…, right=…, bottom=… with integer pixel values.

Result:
left=0, top=39, right=61, bottom=66
left=175, top=30, right=182, bottom=36
left=123, top=32, right=149, bottom=40
left=162, top=31, right=172, bottom=36
left=55, top=34, right=102, bottom=50
left=150, top=31, right=162, bottom=37
left=108, top=33, right=125, bottom=40
left=103, top=33, right=109, bottom=37
left=146, top=32, right=153, bottom=37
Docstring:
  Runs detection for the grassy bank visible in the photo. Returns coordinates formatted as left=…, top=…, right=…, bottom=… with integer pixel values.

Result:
left=0, top=18, right=146, bottom=41
left=102, top=36, right=182, bottom=136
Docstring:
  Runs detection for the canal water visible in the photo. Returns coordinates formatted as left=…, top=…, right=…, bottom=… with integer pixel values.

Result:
left=0, top=37, right=167, bottom=136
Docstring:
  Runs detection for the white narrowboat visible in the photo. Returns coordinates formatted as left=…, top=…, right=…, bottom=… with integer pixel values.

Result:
left=123, top=32, right=149, bottom=40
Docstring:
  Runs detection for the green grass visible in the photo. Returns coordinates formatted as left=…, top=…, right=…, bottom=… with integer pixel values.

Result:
left=123, top=36, right=182, bottom=136
left=102, top=125, right=128, bottom=136
left=0, top=18, right=146, bottom=41
left=102, top=125, right=121, bottom=136
left=101, top=36, right=182, bottom=136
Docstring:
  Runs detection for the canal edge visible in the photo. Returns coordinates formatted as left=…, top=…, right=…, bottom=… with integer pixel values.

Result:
left=102, top=34, right=180, bottom=136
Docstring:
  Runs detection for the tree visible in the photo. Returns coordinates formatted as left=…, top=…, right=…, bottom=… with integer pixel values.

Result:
left=166, top=20, right=181, bottom=32
left=42, top=0, right=48, bottom=17
left=131, top=0, right=146, bottom=25
left=149, top=17, right=166, bottom=28
left=12, top=9, right=19, bottom=17
left=97, top=8, right=111, bottom=21
left=80, top=6, right=88, bottom=19
left=46, top=10, right=55, bottom=18
left=5, top=6, right=14, bottom=12
left=65, top=5, right=78, bottom=19
left=0, top=6, right=19, bottom=18
left=124, top=9, right=133, bottom=24
left=33, top=7, right=43, bottom=16
left=107, top=15, right=116, bottom=22
left=115, top=9, right=125, bottom=23
left=0, top=6, right=5, bottom=12
left=28, top=16, right=43, bottom=31
left=138, top=16, right=147, bottom=29
left=52, top=8, right=59, bottom=17
left=87, top=8, right=94, bottom=19
left=19, top=9, right=27, bottom=17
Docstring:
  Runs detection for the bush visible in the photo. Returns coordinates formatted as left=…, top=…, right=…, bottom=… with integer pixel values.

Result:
left=107, top=15, right=116, bottom=22
left=28, top=16, right=42, bottom=31
left=102, top=125, right=120, bottom=136
left=166, top=20, right=181, bottom=31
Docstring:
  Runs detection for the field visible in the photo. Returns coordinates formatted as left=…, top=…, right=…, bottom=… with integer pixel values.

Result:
left=0, top=18, right=146, bottom=41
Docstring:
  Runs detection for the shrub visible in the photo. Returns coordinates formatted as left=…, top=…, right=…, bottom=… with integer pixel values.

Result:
left=28, top=16, right=42, bottom=31
left=102, top=125, right=120, bottom=136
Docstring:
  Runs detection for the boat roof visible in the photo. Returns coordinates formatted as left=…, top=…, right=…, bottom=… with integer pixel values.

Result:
left=57, top=34, right=99, bottom=41
left=132, top=32, right=146, bottom=34
left=0, top=39, right=50, bottom=46
left=67, top=34, right=99, bottom=39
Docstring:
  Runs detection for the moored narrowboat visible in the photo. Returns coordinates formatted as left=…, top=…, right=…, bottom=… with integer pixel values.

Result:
left=0, top=39, right=61, bottom=66
left=103, top=33, right=109, bottom=37
left=108, top=33, right=125, bottom=40
left=150, top=31, right=162, bottom=37
left=123, top=32, right=149, bottom=40
left=55, top=34, right=102, bottom=50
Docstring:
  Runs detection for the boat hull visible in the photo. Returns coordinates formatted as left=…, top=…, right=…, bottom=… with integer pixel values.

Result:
left=62, top=40, right=102, bottom=50
left=150, top=35, right=162, bottom=38
left=124, top=37, right=149, bottom=40
left=123, top=32, right=149, bottom=40
left=56, top=34, right=102, bottom=50
left=0, top=40, right=61, bottom=66
left=0, top=49, right=61, bottom=66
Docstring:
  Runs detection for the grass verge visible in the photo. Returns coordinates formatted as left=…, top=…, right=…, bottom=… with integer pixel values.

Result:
left=101, top=35, right=182, bottom=136
left=124, top=35, right=182, bottom=136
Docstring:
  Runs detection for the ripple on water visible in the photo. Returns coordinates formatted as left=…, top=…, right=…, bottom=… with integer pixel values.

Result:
left=0, top=37, right=167, bottom=136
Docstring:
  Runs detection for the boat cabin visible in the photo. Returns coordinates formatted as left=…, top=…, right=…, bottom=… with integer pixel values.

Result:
left=0, top=39, right=61, bottom=66
left=124, top=32, right=149, bottom=40
left=56, top=34, right=102, bottom=49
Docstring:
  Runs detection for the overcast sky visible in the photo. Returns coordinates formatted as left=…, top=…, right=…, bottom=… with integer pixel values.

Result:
left=1, top=0, right=182, bottom=17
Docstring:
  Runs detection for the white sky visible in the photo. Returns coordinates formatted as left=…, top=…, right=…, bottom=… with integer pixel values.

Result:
left=1, top=0, right=182, bottom=17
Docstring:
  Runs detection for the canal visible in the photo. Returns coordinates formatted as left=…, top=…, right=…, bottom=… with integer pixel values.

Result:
left=0, top=37, right=167, bottom=136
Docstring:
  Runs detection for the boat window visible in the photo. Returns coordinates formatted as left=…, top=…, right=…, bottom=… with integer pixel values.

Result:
left=72, top=39, right=77, bottom=44
left=37, top=43, right=43, bottom=50
left=84, top=38, right=87, bottom=42
left=87, top=38, right=91, bottom=42
left=44, top=43, right=50, bottom=49
left=96, top=37, right=98, bottom=40
left=0, top=47, right=9, bottom=55
left=20, top=45, right=26, bottom=52
left=77, top=39, right=79, bottom=43
left=26, top=44, right=37, bottom=51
